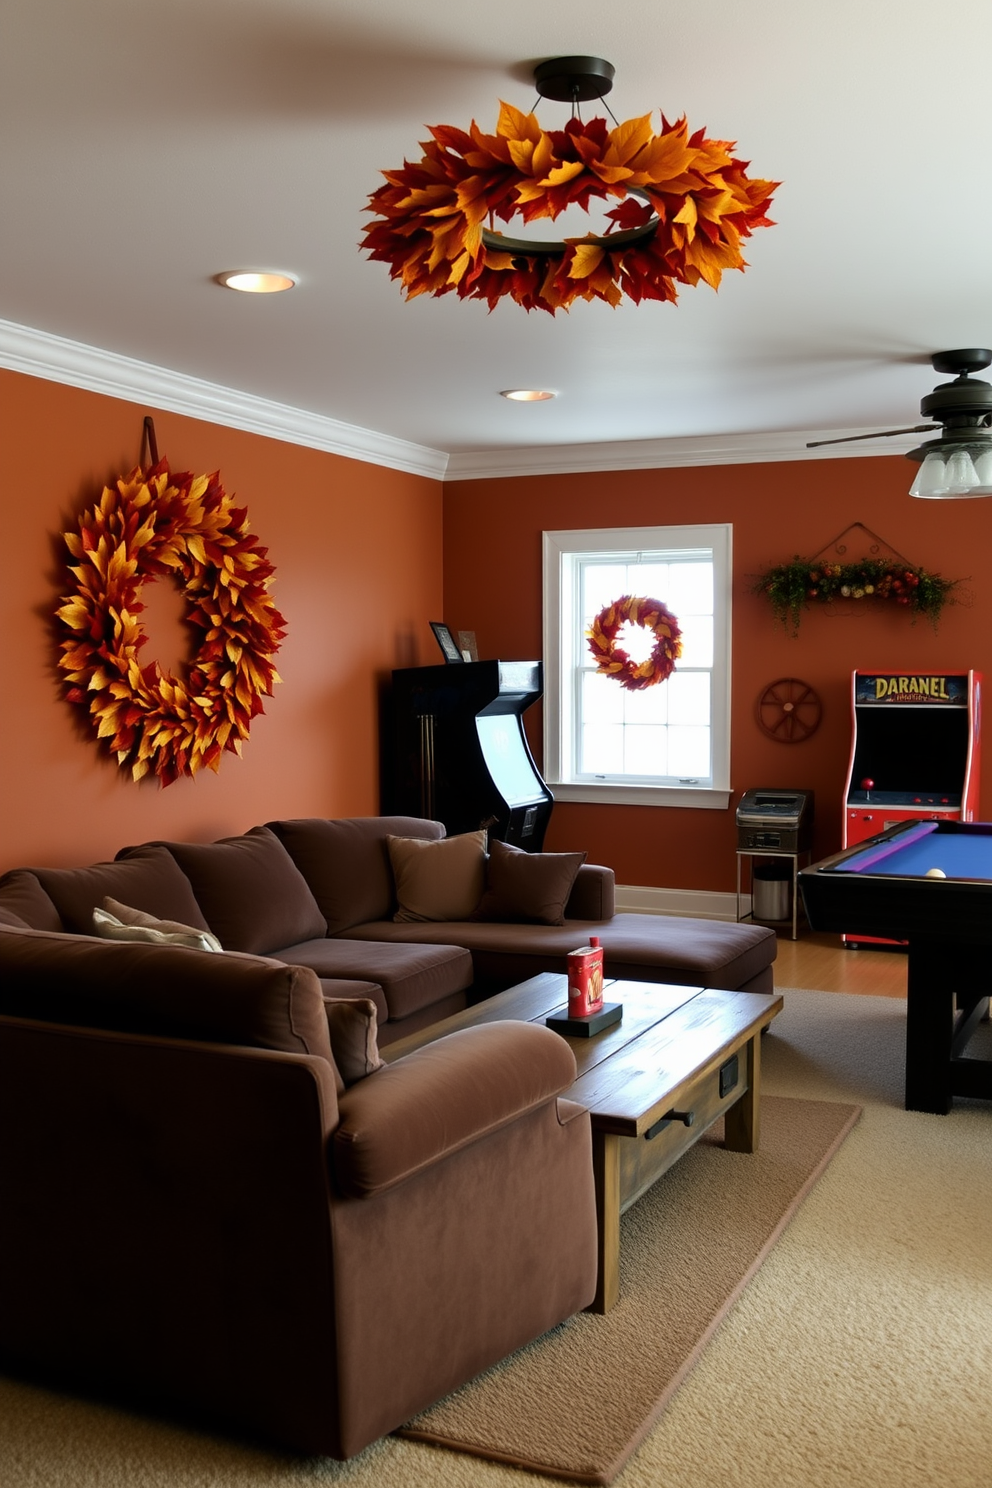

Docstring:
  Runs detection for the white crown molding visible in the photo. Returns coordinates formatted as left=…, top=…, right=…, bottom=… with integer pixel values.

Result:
left=444, top=426, right=921, bottom=481
left=1, top=316, right=922, bottom=484
left=0, top=318, right=449, bottom=481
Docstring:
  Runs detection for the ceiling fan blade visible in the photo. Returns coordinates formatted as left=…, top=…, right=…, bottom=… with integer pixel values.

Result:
left=806, top=424, right=938, bottom=449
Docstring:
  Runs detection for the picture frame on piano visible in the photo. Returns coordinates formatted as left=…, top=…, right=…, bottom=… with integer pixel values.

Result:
left=429, top=621, right=465, bottom=664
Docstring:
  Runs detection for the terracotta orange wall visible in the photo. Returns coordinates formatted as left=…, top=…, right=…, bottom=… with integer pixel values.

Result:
left=443, top=458, right=992, bottom=890
left=0, top=370, right=443, bottom=871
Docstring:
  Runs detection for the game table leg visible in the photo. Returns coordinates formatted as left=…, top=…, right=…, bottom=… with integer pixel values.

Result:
left=905, top=942, right=954, bottom=1114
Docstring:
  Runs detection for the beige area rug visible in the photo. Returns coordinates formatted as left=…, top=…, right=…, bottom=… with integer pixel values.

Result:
left=1, top=988, right=989, bottom=1488
left=398, top=1095, right=860, bottom=1485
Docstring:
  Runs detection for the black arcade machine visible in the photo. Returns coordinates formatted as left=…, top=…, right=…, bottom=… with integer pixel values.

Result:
left=390, top=658, right=554, bottom=850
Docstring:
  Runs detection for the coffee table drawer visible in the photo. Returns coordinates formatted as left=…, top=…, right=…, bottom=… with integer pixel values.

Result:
left=618, top=1050, right=748, bottom=1213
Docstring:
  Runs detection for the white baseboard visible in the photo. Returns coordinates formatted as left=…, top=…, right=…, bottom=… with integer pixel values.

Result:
left=616, top=884, right=749, bottom=922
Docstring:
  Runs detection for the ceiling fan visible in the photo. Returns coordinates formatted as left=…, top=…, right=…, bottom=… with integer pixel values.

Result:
left=807, top=348, right=992, bottom=498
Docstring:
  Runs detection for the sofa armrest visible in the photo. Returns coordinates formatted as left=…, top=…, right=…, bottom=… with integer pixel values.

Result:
left=332, top=1021, right=577, bottom=1197
left=564, top=863, right=615, bottom=921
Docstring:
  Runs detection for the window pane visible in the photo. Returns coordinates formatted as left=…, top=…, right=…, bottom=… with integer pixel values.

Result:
left=624, top=725, right=668, bottom=776
left=677, top=614, right=713, bottom=669
left=665, top=561, right=713, bottom=615
left=582, top=669, right=624, bottom=723
left=630, top=562, right=670, bottom=597
left=581, top=722, right=625, bottom=774
left=667, top=671, right=711, bottom=726
left=668, top=726, right=711, bottom=776
left=583, top=564, right=627, bottom=622
left=624, top=680, right=668, bottom=725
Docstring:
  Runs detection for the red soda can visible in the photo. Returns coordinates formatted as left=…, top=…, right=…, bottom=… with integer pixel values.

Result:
left=567, top=936, right=604, bottom=1017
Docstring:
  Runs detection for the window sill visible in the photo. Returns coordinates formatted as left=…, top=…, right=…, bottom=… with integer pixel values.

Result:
left=549, top=783, right=732, bottom=810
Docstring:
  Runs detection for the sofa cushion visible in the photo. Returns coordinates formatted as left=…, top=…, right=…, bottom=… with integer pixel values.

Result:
left=387, top=830, right=487, bottom=923
left=342, top=913, right=777, bottom=993
left=156, top=828, right=327, bottom=954
left=267, top=817, right=444, bottom=934
left=93, top=899, right=224, bottom=953
left=274, top=936, right=473, bottom=1024
left=471, top=840, right=586, bottom=926
left=31, top=847, right=212, bottom=936
left=0, top=925, right=335, bottom=1065
left=0, top=871, right=64, bottom=932
left=324, top=997, right=384, bottom=1086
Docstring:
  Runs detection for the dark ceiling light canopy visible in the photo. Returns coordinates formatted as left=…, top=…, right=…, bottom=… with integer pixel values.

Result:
left=533, top=55, right=615, bottom=102
left=808, top=349, right=992, bottom=498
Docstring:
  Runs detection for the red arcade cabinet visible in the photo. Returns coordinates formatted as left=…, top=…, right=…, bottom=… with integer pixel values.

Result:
left=842, top=669, right=982, bottom=944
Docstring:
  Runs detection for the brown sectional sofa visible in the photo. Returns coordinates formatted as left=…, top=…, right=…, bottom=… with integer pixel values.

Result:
left=0, top=814, right=777, bottom=1455
left=0, top=814, right=777, bottom=1044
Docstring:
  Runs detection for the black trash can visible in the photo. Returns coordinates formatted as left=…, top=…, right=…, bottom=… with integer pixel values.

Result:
left=752, top=858, right=792, bottom=921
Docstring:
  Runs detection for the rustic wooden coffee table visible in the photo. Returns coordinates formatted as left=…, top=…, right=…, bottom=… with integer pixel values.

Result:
left=384, top=972, right=782, bottom=1311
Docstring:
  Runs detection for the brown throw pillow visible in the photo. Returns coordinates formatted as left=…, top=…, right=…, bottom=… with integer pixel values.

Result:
left=387, top=830, right=488, bottom=923
left=156, top=827, right=327, bottom=954
left=470, top=839, right=586, bottom=926
left=324, top=997, right=384, bottom=1086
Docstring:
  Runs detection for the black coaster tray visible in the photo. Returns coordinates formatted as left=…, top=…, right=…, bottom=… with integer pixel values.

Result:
left=546, top=1002, right=623, bottom=1038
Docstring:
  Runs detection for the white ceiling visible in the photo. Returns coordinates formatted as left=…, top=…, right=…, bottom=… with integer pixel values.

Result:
left=3, top=0, right=991, bottom=472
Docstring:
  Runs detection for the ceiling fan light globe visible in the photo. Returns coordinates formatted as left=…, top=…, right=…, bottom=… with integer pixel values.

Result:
left=908, top=450, right=949, bottom=498
left=969, top=446, right=992, bottom=495
left=943, top=449, right=981, bottom=495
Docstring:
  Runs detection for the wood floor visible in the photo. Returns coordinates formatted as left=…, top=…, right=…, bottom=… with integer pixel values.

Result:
left=769, top=930, right=908, bottom=998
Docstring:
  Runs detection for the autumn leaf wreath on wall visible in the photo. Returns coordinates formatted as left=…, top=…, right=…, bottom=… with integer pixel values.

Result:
left=56, top=458, right=286, bottom=786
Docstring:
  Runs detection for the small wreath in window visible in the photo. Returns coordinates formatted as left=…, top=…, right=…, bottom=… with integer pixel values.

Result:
left=587, top=594, right=683, bottom=691
left=56, top=460, right=286, bottom=787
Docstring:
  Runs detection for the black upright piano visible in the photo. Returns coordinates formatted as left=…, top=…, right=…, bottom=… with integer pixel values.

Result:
left=390, top=660, right=554, bottom=850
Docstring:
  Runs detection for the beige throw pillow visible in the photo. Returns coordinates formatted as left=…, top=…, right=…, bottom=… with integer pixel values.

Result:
left=387, top=830, right=488, bottom=922
left=323, top=997, right=384, bottom=1086
left=93, top=897, right=223, bottom=953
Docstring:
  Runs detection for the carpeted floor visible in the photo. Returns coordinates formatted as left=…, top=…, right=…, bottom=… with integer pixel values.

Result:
left=398, top=1095, right=860, bottom=1484
left=1, top=988, right=989, bottom=1488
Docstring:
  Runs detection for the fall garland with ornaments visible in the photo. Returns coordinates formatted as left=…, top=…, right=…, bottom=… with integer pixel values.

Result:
left=754, top=557, right=961, bottom=636
left=56, top=461, right=286, bottom=786
left=362, top=103, right=777, bottom=314
left=587, top=595, right=683, bottom=690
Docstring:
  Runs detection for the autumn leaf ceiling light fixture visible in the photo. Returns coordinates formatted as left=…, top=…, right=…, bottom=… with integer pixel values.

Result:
left=362, top=55, right=778, bottom=315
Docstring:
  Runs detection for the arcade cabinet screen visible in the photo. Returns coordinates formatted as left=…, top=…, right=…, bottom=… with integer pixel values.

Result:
left=852, top=707, right=969, bottom=796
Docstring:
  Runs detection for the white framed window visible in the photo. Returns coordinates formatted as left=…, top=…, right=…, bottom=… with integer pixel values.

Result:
left=542, top=524, right=732, bottom=809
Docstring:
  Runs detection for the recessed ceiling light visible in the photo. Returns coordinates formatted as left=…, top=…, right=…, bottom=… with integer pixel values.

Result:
left=500, top=388, right=556, bottom=402
left=217, top=271, right=298, bottom=294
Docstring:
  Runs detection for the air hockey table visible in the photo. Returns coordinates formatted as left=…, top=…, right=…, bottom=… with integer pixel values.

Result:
left=799, top=819, right=992, bottom=1113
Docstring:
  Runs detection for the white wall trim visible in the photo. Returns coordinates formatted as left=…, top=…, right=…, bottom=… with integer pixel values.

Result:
left=552, top=784, right=732, bottom=810
left=615, top=883, right=744, bottom=922
left=0, top=318, right=449, bottom=481
left=445, top=426, right=918, bottom=481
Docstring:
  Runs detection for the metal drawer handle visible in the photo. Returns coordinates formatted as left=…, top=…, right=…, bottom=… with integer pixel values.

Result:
left=645, top=1108, right=695, bottom=1140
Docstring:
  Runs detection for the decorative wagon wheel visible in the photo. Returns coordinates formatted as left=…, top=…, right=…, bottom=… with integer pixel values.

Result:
left=756, top=678, right=822, bottom=743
